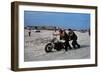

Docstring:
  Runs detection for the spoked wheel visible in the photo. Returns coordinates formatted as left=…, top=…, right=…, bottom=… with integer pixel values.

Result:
left=45, top=43, right=53, bottom=53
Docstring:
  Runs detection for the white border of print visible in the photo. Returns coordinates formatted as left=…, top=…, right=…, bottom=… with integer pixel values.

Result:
left=18, top=5, right=95, bottom=68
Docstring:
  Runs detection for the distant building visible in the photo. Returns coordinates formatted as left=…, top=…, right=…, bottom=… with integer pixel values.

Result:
left=24, top=25, right=57, bottom=30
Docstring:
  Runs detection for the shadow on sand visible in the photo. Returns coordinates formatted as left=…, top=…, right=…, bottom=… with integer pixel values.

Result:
left=80, top=45, right=90, bottom=48
left=71, top=44, right=90, bottom=50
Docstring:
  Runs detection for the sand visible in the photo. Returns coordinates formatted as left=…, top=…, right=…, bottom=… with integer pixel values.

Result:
left=24, top=30, right=90, bottom=62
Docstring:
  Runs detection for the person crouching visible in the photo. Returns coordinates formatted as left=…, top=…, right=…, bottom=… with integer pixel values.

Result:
left=68, top=29, right=80, bottom=49
left=59, top=29, right=72, bottom=51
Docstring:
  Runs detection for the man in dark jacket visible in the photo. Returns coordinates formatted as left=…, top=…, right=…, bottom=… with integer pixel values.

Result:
left=68, top=29, right=80, bottom=49
left=59, top=29, right=72, bottom=51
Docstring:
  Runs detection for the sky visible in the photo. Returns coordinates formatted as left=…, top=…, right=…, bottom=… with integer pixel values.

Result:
left=24, top=11, right=90, bottom=30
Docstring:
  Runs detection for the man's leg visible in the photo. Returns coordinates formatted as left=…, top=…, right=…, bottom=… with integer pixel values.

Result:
left=68, top=41, right=72, bottom=50
left=65, top=41, right=72, bottom=51
left=72, top=40, right=76, bottom=49
left=74, top=40, right=80, bottom=48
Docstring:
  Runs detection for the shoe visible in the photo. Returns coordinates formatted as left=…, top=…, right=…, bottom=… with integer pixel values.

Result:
left=73, top=46, right=77, bottom=49
left=69, top=47, right=72, bottom=50
left=78, top=45, right=80, bottom=48
left=65, top=49, right=68, bottom=51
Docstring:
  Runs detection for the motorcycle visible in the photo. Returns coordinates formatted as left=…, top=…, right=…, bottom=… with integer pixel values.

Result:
left=45, top=38, right=65, bottom=53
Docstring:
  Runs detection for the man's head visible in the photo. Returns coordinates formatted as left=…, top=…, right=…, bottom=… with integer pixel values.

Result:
left=59, top=29, right=63, bottom=34
left=68, top=29, right=73, bottom=32
left=59, top=29, right=65, bottom=37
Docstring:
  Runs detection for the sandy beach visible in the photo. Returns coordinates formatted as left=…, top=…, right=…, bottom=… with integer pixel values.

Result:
left=24, top=29, right=90, bottom=62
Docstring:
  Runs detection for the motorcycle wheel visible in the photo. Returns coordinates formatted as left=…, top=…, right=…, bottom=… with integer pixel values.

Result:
left=45, top=43, right=53, bottom=53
